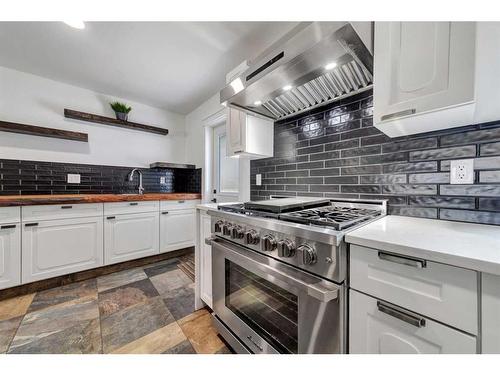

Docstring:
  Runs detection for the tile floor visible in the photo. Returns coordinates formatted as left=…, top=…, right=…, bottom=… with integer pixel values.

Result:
left=0, top=256, right=231, bottom=354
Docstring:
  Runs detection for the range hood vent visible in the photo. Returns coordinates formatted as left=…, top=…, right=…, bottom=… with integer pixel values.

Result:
left=220, top=22, right=373, bottom=121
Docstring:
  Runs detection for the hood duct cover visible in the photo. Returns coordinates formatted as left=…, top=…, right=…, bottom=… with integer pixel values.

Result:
left=220, top=22, right=373, bottom=121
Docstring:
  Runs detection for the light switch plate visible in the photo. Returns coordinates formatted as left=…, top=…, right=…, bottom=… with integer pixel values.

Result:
left=67, top=173, right=81, bottom=184
left=450, top=159, right=474, bottom=184
left=160, top=176, right=166, bottom=184
left=256, top=174, right=262, bottom=186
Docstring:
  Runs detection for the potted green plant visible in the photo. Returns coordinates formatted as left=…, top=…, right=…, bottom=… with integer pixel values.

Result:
left=110, top=101, right=132, bottom=121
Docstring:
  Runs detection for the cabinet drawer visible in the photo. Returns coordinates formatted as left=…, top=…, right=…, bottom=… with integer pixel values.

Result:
left=160, top=209, right=195, bottom=253
left=349, top=290, right=477, bottom=354
left=104, top=200, right=159, bottom=215
left=160, top=199, right=199, bottom=212
left=0, top=206, right=20, bottom=224
left=22, top=203, right=103, bottom=221
left=350, top=244, right=478, bottom=334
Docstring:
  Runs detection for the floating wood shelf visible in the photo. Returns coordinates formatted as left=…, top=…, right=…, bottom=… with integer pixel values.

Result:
left=0, top=120, right=88, bottom=142
left=64, top=109, right=169, bottom=136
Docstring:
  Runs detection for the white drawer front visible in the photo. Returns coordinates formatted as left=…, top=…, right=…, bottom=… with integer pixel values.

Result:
left=349, top=290, right=477, bottom=354
left=22, top=203, right=103, bottom=221
left=104, top=200, right=159, bottom=215
left=160, top=199, right=199, bottom=211
left=22, top=217, right=104, bottom=283
left=350, top=244, right=478, bottom=334
left=0, top=206, right=21, bottom=224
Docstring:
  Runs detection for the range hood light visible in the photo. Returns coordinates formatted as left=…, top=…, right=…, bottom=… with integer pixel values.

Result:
left=230, top=78, right=244, bottom=94
left=283, top=85, right=293, bottom=91
left=63, top=21, right=85, bottom=29
left=325, top=62, right=337, bottom=70
left=221, top=101, right=227, bottom=107
left=254, top=100, right=262, bottom=106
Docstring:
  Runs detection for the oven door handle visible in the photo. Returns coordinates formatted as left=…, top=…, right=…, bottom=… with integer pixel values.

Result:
left=206, top=236, right=339, bottom=303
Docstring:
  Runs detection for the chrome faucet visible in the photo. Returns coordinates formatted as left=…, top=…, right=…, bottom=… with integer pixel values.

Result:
left=127, top=168, right=144, bottom=195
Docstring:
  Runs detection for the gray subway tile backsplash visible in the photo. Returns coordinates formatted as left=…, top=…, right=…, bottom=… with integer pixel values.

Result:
left=251, top=89, right=500, bottom=225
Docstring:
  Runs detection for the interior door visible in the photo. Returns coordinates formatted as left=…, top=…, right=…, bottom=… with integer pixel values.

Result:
left=213, top=124, right=239, bottom=203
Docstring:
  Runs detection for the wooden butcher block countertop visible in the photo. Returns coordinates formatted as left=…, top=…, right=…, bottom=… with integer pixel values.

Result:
left=0, top=193, right=202, bottom=207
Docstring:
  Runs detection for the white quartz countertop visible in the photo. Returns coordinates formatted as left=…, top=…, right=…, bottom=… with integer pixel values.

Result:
left=345, top=215, right=500, bottom=275
left=196, top=203, right=218, bottom=211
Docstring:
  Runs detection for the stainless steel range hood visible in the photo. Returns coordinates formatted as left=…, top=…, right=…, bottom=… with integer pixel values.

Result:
left=220, top=22, right=373, bottom=121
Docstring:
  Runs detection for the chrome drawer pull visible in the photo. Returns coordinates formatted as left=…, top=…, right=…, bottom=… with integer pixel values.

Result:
left=381, top=108, right=416, bottom=121
left=377, top=301, right=426, bottom=328
left=0, top=224, right=16, bottom=229
left=246, top=335, right=263, bottom=352
left=378, top=251, right=426, bottom=268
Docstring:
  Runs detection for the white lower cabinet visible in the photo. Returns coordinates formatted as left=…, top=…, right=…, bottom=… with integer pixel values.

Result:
left=104, top=212, right=159, bottom=265
left=22, top=217, right=104, bottom=283
left=349, top=290, right=477, bottom=354
left=481, top=273, right=500, bottom=353
left=0, top=223, right=21, bottom=289
left=159, top=209, right=195, bottom=253
left=199, top=211, right=212, bottom=308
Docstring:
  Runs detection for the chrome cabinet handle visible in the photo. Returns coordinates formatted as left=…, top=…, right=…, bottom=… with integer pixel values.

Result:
left=377, top=301, right=426, bottom=328
left=246, top=335, right=263, bottom=352
left=0, top=224, right=16, bottom=229
left=381, top=108, right=416, bottom=121
left=25, top=223, right=39, bottom=227
left=378, top=251, right=426, bottom=269
left=61, top=205, right=73, bottom=209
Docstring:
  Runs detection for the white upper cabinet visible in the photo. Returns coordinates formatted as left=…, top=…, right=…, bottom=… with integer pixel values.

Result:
left=374, top=22, right=477, bottom=137
left=226, top=108, right=274, bottom=159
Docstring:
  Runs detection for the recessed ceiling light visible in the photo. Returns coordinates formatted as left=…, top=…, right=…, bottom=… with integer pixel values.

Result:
left=283, top=85, right=292, bottom=91
left=63, top=21, right=85, bottom=30
left=325, top=62, right=337, bottom=70
left=254, top=100, right=262, bottom=106
left=230, top=78, right=244, bottom=94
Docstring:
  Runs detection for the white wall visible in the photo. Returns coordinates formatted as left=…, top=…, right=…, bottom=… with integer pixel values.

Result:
left=0, top=66, right=186, bottom=167
left=185, top=93, right=250, bottom=202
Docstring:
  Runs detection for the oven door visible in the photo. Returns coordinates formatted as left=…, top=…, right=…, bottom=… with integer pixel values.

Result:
left=208, top=236, right=345, bottom=354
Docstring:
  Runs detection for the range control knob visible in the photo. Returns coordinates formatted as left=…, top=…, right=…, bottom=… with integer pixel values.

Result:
left=231, top=225, right=245, bottom=240
left=214, top=220, right=224, bottom=233
left=277, top=239, right=296, bottom=258
left=244, top=230, right=260, bottom=245
left=222, top=223, right=233, bottom=236
left=299, top=244, right=317, bottom=265
left=262, top=234, right=277, bottom=252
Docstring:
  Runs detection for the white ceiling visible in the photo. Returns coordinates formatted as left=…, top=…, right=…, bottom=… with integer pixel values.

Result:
left=0, top=22, right=299, bottom=114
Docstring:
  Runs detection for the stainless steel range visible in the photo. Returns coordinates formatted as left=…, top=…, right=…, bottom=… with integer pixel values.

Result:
left=205, top=197, right=386, bottom=354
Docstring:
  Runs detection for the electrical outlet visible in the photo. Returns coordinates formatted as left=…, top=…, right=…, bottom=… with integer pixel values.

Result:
left=67, top=173, right=81, bottom=184
left=256, top=174, right=262, bottom=186
left=160, top=176, right=166, bottom=184
left=450, top=159, right=474, bottom=184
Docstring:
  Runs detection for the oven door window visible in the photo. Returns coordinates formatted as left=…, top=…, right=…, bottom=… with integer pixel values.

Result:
left=225, top=260, right=298, bottom=354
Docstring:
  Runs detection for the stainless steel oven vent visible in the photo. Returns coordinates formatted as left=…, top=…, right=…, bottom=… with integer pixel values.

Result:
left=220, top=22, right=373, bottom=121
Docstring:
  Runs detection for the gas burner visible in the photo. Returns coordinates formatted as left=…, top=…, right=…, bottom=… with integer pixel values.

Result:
left=280, top=206, right=380, bottom=230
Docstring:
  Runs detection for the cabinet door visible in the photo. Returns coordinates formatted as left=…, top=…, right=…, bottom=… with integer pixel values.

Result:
left=481, top=273, right=500, bottom=353
left=104, top=212, right=159, bottom=265
left=160, top=209, right=195, bottom=253
left=374, top=22, right=475, bottom=128
left=199, top=212, right=212, bottom=307
left=227, top=108, right=246, bottom=155
left=22, top=217, right=104, bottom=283
left=349, top=290, right=477, bottom=354
left=0, top=224, right=21, bottom=290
